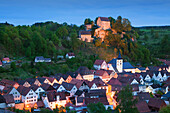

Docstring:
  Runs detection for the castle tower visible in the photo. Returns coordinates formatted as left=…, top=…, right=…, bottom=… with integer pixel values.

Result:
left=116, top=52, right=123, bottom=73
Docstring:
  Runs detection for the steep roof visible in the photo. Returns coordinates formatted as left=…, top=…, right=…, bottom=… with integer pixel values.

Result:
left=42, top=76, right=55, bottom=83
left=137, top=92, right=151, bottom=101
left=92, top=78, right=107, bottom=87
left=67, top=53, right=75, bottom=56
left=94, top=60, right=105, bottom=65
left=85, top=89, right=106, bottom=98
left=117, top=52, right=122, bottom=59
left=148, top=98, right=166, bottom=109
left=17, top=85, right=31, bottom=96
left=85, top=97, right=109, bottom=105
left=29, top=85, right=40, bottom=91
left=70, top=78, right=85, bottom=89
left=80, top=30, right=91, bottom=35
left=1, top=79, right=18, bottom=87
left=0, top=94, right=6, bottom=103
left=108, top=58, right=117, bottom=68
left=123, top=62, right=135, bottom=69
left=2, top=85, right=13, bottom=95
left=107, top=78, right=122, bottom=86
left=99, top=17, right=110, bottom=21
left=62, top=82, right=75, bottom=91
left=35, top=56, right=44, bottom=60
left=2, top=57, right=10, bottom=61
left=3, top=94, right=15, bottom=104
left=37, top=77, right=46, bottom=84
left=37, top=101, right=45, bottom=108
left=25, top=78, right=36, bottom=85
left=76, top=66, right=92, bottom=75
left=94, top=70, right=108, bottom=77
left=75, top=90, right=84, bottom=96
left=41, top=83, right=55, bottom=91
left=136, top=101, right=150, bottom=113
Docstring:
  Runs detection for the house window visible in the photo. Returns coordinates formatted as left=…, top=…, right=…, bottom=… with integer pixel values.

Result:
left=39, top=89, right=41, bottom=91
left=34, top=96, right=36, bottom=98
left=34, top=99, right=36, bottom=101
left=29, top=93, right=33, bottom=95
left=15, top=92, right=17, bottom=94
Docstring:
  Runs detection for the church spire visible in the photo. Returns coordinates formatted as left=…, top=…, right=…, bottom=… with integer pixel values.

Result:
left=117, top=51, right=122, bottom=59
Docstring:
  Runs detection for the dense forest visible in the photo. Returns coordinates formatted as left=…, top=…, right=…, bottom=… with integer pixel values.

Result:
left=0, top=16, right=163, bottom=80
left=135, top=26, right=170, bottom=59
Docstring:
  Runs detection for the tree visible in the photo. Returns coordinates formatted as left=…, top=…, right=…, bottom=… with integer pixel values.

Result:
left=154, top=32, right=159, bottom=39
left=114, top=16, right=123, bottom=33
left=84, top=18, right=93, bottom=25
left=159, top=105, right=170, bottom=113
left=150, top=28, right=154, bottom=35
left=160, top=35, right=170, bottom=54
left=95, top=38, right=102, bottom=47
left=122, top=18, right=131, bottom=31
left=26, top=47, right=31, bottom=57
left=56, top=26, right=69, bottom=39
left=87, top=102, right=110, bottom=113
left=11, top=62, right=16, bottom=71
left=108, top=17, right=116, bottom=28
left=115, top=85, right=139, bottom=113
left=144, top=34, right=149, bottom=40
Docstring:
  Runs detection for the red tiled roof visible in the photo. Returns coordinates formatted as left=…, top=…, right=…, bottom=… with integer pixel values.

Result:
left=17, top=85, right=31, bottom=96
left=136, top=101, right=150, bottom=113
left=3, top=94, right=15, bottom=104
left=80, top=31, right=91, bottom=35
left=70, top=78, right=84, bottom=89
left=94, top=60, right=105, bottom=65
left=2, top=57, right=10, bottom=61
left=99, top=17, right=110, bottom=21
left=94, top=70, right=108, bottom=77
left=42, top=76, right=55, bottom=83
left=67, top=53, right=75, bottom=56
left=37, top=101, right=45, bottom=108
left=1, top=79, right=19, bottom=87
left=107, top=78, right=122, bottom=86
left=148, top=98, right=166, bottom=109
left=2, top=85, right=13, bottom=95
left=85, top=97, right=109, bottom=105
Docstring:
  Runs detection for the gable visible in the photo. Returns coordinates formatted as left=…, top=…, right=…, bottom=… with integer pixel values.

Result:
left=26, top=89, right=37, bottom=97
left=35, top=87, right=45, bottom=93
left=9, top=87, right=20, bottom=95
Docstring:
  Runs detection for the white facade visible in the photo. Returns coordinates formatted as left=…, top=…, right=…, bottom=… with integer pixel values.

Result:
left=93, top=61, right=107, bottom=70
left=35, top=87, right=45, bottom=99
left=116, top=59, right=123, bottom=73
left=70, top=85, right=77, bottom=96
left=56, top=85, right=66, bottom=92
left=66, top=54, right=75, bottom=59
left=22, top=89, right=38, bottom=105
left=131, top=79, right=139, bottom=85
left=144, top=74, right=152, bottom=82
left=6, top=103, right=15, bottom=107
left=90, top=83, right=98, bottom=90
left=9, top=87, right=21, bottom=103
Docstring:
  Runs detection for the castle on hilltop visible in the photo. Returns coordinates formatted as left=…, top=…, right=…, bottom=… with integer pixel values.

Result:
left=79, top=17, right=117, bottom=42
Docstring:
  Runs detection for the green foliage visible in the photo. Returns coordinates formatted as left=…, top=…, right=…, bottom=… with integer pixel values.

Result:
left=87, top=102, right=111, bottom=113
left=115, top=85, right=139, bottom=113
left=95, top=38, right=102, bottom=47
left=159, top=105, right=170, bottom=113
left=144, top=34, right=149, bottom=40
left=84, top=18, right=94, bottom=25
left=40, top=108, right=53, bottom=113
left=11, top=62, right=16, bottom=71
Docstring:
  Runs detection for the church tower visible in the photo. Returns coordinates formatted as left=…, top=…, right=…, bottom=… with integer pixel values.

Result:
left=116, top=52, right=123, bottom=73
